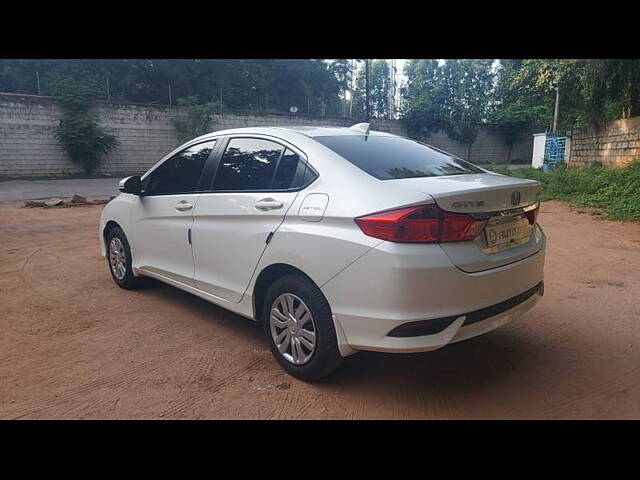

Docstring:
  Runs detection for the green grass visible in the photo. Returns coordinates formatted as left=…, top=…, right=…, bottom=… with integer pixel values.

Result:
left=487, top=161, right=640, bottom=222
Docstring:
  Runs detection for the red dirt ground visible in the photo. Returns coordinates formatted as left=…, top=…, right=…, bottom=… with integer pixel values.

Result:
left=0, top=201, right=638, bottom=419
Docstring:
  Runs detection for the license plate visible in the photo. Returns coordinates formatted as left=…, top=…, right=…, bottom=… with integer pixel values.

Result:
left=485, top=217, right=531, bottom=249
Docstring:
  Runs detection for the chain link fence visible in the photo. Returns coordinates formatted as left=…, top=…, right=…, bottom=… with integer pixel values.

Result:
left=1, top=72, right=379, bottom=121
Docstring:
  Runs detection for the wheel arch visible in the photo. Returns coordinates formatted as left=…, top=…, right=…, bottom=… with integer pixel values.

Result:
left=252, top=263, right=322, bottom=322
left=102, top=220, right=122, bottom=248
left=102, top=220, right=124, bottom=248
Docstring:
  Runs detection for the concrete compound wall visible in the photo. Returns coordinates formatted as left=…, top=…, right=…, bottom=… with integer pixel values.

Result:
left=0, top=93, right=536, bottom=176
left=568, top=116, right=640, bottom=168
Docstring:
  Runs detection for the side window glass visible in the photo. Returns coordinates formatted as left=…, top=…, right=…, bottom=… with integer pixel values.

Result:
left=143, top=140, right=216, bottom=195
left=273, top=149, right=301, bottom=189
left=288, top=156, right=317, bottom=189
left=302, top=162, right=318, bottom=187
left=213, top=138, right=284, bottom=191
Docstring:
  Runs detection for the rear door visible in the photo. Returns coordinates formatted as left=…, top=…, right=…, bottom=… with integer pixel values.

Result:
left=191, top=136, right=314, bottom=302
left=130, top=140, right=217, bottom=285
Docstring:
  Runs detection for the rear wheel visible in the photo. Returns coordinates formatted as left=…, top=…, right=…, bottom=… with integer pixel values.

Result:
left=264, top=275, right=343, bottom=381
left=106, top=226, right=146, bottom=289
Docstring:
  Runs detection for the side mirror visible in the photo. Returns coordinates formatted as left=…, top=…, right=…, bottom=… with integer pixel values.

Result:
left=118, top=175, right=142, bottom=195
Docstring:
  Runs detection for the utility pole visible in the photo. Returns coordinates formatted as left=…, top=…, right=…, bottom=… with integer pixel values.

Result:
left=365, top=59, right=371, bottom=122
left=168, top=83, right=172, bottom=106
left=36, top=72, right=41, bottom=95
left=388, top=59, right=397, bottom=120
left=106, top=78, right=110, bottom=101
left=552, top=86, right=560, bottom=134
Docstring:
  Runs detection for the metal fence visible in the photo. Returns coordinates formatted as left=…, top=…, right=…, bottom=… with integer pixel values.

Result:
left=543, top=135, right=567, bottom=169
left=1, top=72, right=387, bottom=121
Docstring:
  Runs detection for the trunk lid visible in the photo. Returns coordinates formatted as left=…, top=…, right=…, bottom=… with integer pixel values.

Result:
left=392, top=173, right=544, bottom=272
left=394, top=172, right=541, bottom=213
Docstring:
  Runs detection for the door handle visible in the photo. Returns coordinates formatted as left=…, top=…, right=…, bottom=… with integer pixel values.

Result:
left=255, top=198, right=284, bottom=211
left=175, top=201, right=193, bottom=212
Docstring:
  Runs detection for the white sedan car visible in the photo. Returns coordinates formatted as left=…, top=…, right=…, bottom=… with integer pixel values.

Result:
left=100, top=124, right=546, bottom=380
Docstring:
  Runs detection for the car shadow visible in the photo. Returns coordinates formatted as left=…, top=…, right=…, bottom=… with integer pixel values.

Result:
left=321, top=329, right=544, bottom=402
left=141, top=279, right=543, bottom=400
left=140, top=278, right=268, bottom=344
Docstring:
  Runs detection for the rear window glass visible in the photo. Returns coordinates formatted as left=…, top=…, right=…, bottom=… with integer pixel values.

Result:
left=314, top=135, right=483, bottom=180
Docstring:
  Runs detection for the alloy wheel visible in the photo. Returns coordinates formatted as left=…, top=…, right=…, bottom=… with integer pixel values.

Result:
left=109, top=237, right=127, bottom=280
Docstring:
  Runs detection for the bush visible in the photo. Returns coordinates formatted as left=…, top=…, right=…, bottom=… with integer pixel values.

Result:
left=52, top=77, right=119, bottom=174
left=171, top=96, right=224, bottom=143
left=488, top=161, right=640, bottom=222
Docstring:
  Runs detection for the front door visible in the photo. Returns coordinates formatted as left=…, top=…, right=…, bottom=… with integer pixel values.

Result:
left=130, top=140, right=217, bottom=286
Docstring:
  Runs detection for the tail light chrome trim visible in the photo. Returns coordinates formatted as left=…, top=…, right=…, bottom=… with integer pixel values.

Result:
left=469, top=201, right=540, bottom=221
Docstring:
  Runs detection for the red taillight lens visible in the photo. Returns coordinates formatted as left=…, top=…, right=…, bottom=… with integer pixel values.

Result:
left=440, top=211, right=487, bottom=242
left=525, top=205, right=539, bottom=225
left=355, top=205, right=440, bottom=243
left=355, top=204, right=487, bottom=243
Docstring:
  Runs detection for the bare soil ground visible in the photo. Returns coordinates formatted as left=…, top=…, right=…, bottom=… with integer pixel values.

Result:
left=0, top=201, right=639, bottom=419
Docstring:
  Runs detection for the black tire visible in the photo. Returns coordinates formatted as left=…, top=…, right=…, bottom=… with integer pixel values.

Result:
left=105, top=226, right=147, bottom=290
left=263, top=274, right=343, bottom=381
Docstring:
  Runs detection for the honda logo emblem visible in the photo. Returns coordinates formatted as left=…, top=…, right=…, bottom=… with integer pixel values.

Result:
left=511, top=191, right=521, bottom=207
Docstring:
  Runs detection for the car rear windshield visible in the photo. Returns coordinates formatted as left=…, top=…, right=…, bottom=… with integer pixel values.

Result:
left=314, top=135, right=484, bottom=180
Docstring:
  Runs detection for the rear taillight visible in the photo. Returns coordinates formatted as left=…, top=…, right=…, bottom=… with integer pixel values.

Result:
left=525, top=204, right=539, bottom=225
left=355, top=204, right=487, bottom=243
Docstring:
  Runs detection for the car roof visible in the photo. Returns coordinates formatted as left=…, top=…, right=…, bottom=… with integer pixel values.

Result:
left=197, top=125, right=399, bottom=140
left=272, top=126, right=397, bottom=138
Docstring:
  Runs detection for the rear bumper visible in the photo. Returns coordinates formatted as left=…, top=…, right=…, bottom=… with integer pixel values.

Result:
left=350, top=282, right=543, bottom=353
left=321, top=233, right=546, bottom=355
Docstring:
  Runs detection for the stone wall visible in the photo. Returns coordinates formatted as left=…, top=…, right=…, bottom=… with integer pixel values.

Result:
left=0, top=93, right=536, bottom=176
left=568, top=116, right=640, bottom=168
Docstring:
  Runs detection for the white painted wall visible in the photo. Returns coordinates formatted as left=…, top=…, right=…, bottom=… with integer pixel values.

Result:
left=532, top=133, right=546, bottom=169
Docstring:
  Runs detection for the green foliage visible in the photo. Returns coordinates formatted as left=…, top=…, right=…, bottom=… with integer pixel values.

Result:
left=350, top=60, right=393, bottom=120
left=170, top=96, right=224, bottom=143
left=0, top=59, right=344, bottom=116
left=489, top=161, right=640, bottom=222
left=370, top=60, right=392, bottom=118
left=400, top=59, right=494, bottom=156
left=488, top=103, right=546, bottom=162
left=51, top=75, right=119, bottom=174
left=328, top=59, right=353, bottom=95
left=496, top=59, right=640, bottom=130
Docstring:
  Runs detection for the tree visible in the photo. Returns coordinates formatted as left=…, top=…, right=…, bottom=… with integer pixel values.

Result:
left=488, top=103, right=545, bottom=163
left=439, top=60, right=495, bottom=160
left=488, top=60, right=546, bottom=163
left=0, top=59, right=344, bottom=115
left=499, top=59, right=640, bottom=130
left=400, top=59, right=494, bottom=160
left=349, top=60, right=394, bottom=120
left=328, top=59, right=353, bottom=96
left=400, top=59, right=444, bottom=135
left=370, top=60, right=391, bottom=119
left=507, top=59, right=585, bottom=130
